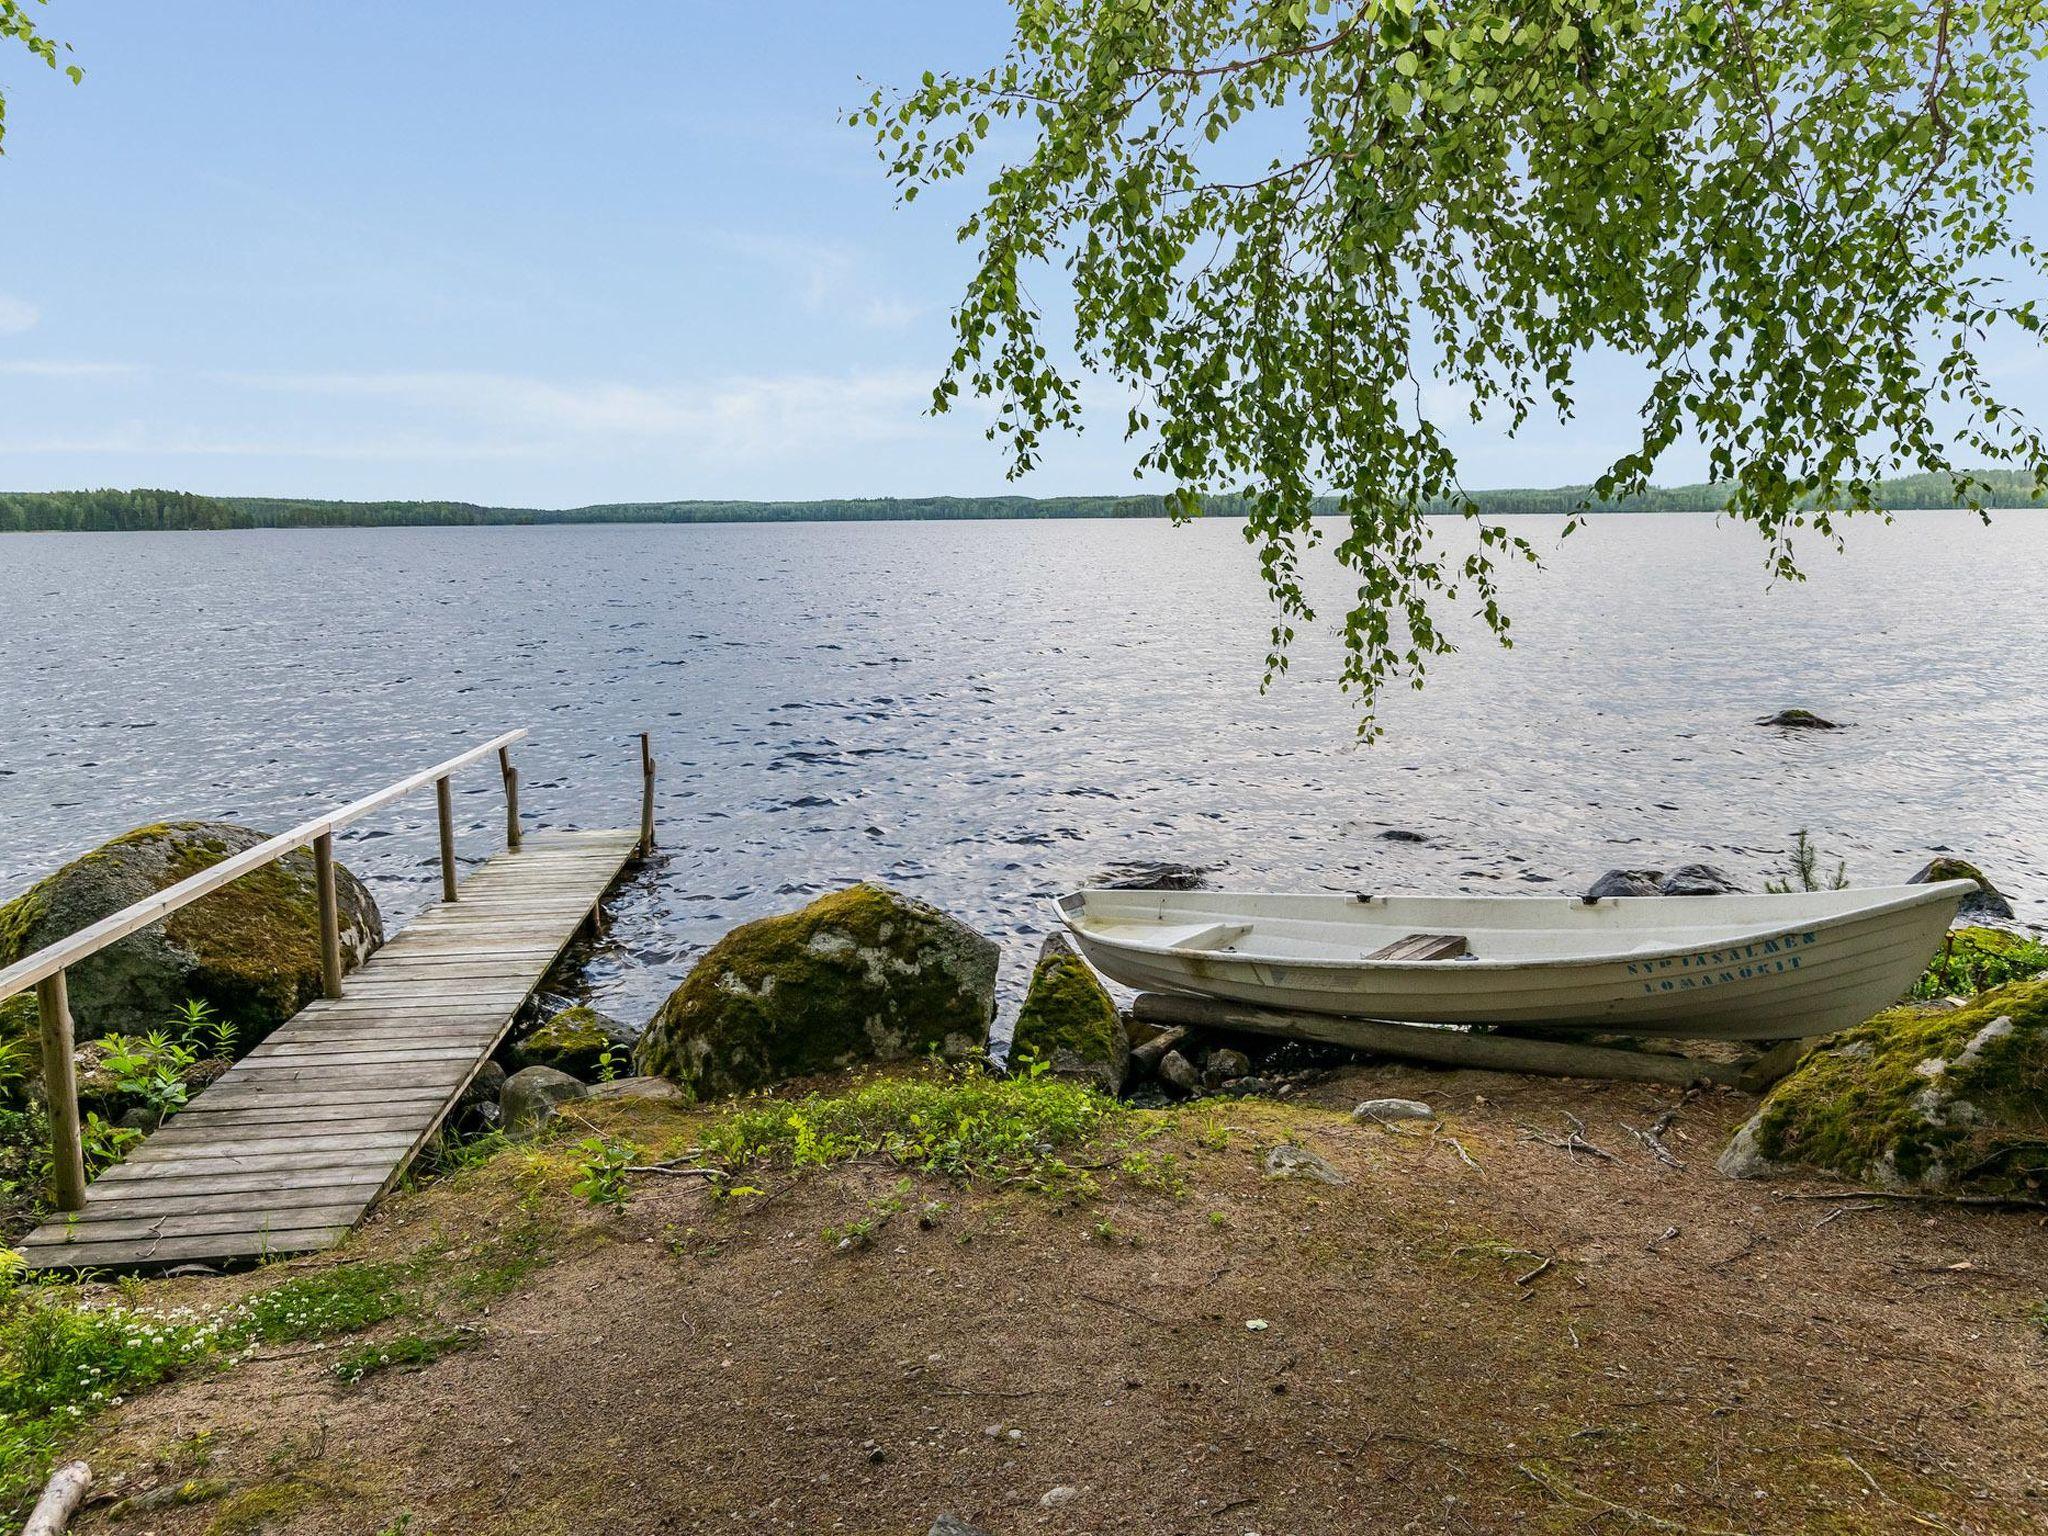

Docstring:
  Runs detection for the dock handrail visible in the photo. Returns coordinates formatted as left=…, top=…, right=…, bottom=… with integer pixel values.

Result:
left=0, top=727, right=664, bottom=1215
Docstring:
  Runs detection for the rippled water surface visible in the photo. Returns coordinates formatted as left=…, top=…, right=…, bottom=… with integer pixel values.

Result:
left=2, top=513, right=2042, bottom=1025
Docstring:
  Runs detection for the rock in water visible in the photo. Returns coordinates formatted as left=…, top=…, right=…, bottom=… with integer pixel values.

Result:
left=1008, top=931, right=1127, bottom=1094
left=633, top=883, right=997, bottom=1098
left=1585, top=869, right=1665, bottom=900
left=1094, top=861, right=1214, bottom=891
left=0, top=820, right=381, bottom=1047
left=1719, top=977, right=2048, bottom=1190
left=1658, top=864, right=1746, bottom=896
left=1909, top=857, right=2016, bottom=922
left=513, top=1004, right=637, bottom=1078
left=501, top=1065, right=588, bottom=1137
left=1756, top=708, right=1844, bottom=729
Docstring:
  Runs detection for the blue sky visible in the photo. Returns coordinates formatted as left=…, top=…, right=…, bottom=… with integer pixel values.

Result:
left=0, top=3, right=2040, bottom=506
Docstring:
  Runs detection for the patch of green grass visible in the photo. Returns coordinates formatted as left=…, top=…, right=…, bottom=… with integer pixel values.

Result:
left=237, top=1264, right=414, bottom=1343
left=699, top=1066, right=1124, bottom=1186
left=1913, top=926, right=2048, bottom=1000
left=331, top=1327, right=477, bottom=1386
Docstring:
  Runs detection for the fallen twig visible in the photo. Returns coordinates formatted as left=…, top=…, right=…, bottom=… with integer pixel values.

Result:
left=1622, top=1120, right=1686, bottom=1169
left=625, top=1164, right=722, bottom=1178
left=1773, top=1189, right=2048, bottom=1212
left=1430, top=1121, right=1484, bottom=1173
left=1077, top=1291, right=1171, bottom=1328
left=1811, top=1202, right=1882, bottom=1231
left=1513, top=1256, right=1555, bottom=1287
left=1518, top=1122, right=1618, bottom=1163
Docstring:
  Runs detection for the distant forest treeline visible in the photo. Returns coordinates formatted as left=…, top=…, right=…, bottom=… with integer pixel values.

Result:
left=1, top=470, right=2040, bottom=533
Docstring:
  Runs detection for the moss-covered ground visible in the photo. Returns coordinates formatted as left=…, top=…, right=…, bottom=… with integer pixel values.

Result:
left=6, top=1060, right=2043, bottom=1534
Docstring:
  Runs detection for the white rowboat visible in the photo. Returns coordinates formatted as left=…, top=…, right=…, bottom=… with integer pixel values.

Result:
left=1054, top=881, right=1977, bottom=1041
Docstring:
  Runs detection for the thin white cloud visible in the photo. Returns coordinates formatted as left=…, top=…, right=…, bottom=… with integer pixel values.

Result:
left=716, top=232, right=927, bottom=331
left=0, top=359, right=144, bottom=378
left=0, top=295, right=38, bottom=336
left=204, top=366, right=939, bottom=457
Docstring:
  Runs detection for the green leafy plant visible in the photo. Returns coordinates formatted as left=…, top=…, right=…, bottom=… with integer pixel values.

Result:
left=593, top=1045, right=621, bottom=1085
left=332, top=1328, right=476, bottom=1386
left=97, top=1030, right=196, bottom=1127
left=570, top=1137, right=633, bottom=1210
left=867, top=0, right=2048, bottom=728
left=1914, top=929, right=2048, bottom=1001
left=168, top=998, right=236, bottom=1060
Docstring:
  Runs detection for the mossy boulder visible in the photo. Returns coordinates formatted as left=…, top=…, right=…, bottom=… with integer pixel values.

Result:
left=0, top=821, right=382, bottom=1049
left=1008, top=931, right=1126, bottom=1095
left=513, top=1005, right=635, bottom=1077
left=1719, top=976, right=2048, bottom=1192
left=1908, top=856, right=2015, bottom=922
left=633, top=883, right=997, bottom=1099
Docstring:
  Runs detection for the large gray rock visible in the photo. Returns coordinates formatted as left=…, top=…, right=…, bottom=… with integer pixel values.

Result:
left=501, top=1065, right=588, bottom=1137
left=1658, top=864, right=1746, bottom=896
left=1264, top=1144, right=1346, bottom=1185
left=1008, top=931, right=1126, bottom=1094
left=0, top=820, right=381, bottom=1048
left=1585, top=868, right=1664, bottom=900
left=633, top=883, right=996, bottom=1098
left=1909, top=857, right=2016, bottom=922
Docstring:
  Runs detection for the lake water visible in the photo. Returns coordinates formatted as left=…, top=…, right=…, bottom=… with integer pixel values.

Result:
left=1, top=512, right=2042, bottom=1028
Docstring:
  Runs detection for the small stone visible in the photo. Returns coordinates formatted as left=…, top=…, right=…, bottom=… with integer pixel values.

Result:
left=1040, top=1486, right=1080, bottom=1508
left=1264, top=1144, right=1346, bottom=1185
left=863, top=1441, right=887, bottom=1464
left=1158, top=1049, right=1202, bottom=1096
left=500, top=1065, right=588, bottom=1137
left=1203, top=1047, right=1252, bottom=1085
left=1245, top=1318, right=1269, bottom=1331
left=1353, top=1097, right=1435, bottom=1124
left=1218, top=1076, right=1273, bottom=1097
left=929, top=1518, right=990, bottom=1536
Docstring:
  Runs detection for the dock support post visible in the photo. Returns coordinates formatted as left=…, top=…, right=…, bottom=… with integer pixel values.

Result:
left=314, top=832, right=343, bottom=999
left=639, top=732, right=656, bottom=858
left=436, top=776, right=459, bottom=902
left=37, top=970, right=85, bottom=1212
left=499, top=745, right=521, bottom=852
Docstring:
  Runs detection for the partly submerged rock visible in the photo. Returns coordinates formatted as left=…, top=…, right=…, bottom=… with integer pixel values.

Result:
left=1658, top=864, right=1746, bottom=897
left=1585, top=869, right=1665, bottom=900
left=501, top=1065, right=588, bottom=1137
left=1718, top=977, right=2048, bottom=1191
left=1757, top=708, right=1844, bottom=729
left=1909, top=857, right=2016, bottom=923
left=1094, top=861, right=1214, bottom=891
left=1008, top=931, right=1126, bottom=1095
left=513, top=1004, right=636, bottom=1078
left=633, top=883, right=997, bottom=1099
left=0, top=820, right=381, bottom=1048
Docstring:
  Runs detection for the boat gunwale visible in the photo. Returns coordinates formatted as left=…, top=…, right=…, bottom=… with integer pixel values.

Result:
left=1051, top=880, right=1976, bottom=975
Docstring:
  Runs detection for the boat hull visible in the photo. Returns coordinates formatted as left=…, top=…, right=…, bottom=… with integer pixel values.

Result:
left=1056, top=883, right=1974, bottom=1041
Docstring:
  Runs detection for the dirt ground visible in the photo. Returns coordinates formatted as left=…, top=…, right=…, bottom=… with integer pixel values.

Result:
left=52, top=1064, right=2048, bottom=1536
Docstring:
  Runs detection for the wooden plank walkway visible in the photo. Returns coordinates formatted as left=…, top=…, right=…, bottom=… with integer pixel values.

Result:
left=18, top=828, right=642, bottom=1272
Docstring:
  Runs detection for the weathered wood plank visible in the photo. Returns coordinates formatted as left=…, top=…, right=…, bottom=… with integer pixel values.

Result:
left=19, top=1226, right=353, bottom=1268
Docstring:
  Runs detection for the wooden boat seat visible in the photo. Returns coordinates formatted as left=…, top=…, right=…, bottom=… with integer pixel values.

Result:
left=1366, top=932, right=1470, bottom=962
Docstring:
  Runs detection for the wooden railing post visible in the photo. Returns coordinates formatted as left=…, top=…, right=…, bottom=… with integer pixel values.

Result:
left=37, top=970, right=85, bottom=1212
left=313, top=832, right=344, bottom=999
left=639, top=732, right=656, bottom=857
left=499, top=745, right=522, bottom=852
left=436, top=775, right=459, bottom=902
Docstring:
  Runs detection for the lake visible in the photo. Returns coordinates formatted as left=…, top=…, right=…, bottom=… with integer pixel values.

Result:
left=2, top=511, right=2042, bottom=1027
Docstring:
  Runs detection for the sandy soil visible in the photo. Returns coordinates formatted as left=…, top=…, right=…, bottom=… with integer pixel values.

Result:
left=55, top=1065, right=2048, bottom=1536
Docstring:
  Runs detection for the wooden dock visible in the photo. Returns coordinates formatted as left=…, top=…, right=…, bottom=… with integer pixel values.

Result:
left=4, top=728, right=657, bottom=1274
left=17, top=829, right=640, bottom=1271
